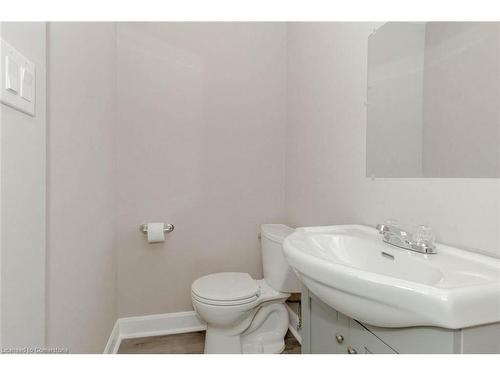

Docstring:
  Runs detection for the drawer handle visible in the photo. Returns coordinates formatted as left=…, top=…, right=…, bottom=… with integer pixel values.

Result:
left=335, top=334, right=344, bottom=344
left=347, top=346, right=357, bottom=354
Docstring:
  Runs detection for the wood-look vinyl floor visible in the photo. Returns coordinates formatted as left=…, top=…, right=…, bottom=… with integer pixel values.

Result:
left=118, top=330, right=301, bottom=354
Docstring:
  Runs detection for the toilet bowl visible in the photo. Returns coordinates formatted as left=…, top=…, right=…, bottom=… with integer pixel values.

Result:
left=191, top=224, right=301, bottom=354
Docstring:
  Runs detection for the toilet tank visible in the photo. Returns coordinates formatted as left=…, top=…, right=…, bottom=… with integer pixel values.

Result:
left=260, top=224, right=301, bottom=293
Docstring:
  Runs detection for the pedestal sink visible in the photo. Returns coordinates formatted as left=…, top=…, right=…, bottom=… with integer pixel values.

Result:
left=283, top=225, right=500, bottom=329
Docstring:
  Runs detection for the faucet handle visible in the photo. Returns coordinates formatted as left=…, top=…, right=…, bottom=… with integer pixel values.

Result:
left=376, top=220, right=400, bottom=234
left=376, top=223, right=388, bottom=233
left=413, top=225, right=435, bottom=245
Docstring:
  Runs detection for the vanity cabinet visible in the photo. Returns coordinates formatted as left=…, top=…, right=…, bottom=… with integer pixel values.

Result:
left=301, top=287, right=500, bottom=354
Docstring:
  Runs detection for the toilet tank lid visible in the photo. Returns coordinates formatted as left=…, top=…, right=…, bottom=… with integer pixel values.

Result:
left=260, top=224, right=294, bottom=243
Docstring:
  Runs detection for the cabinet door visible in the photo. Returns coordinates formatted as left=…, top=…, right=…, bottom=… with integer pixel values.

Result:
left=361, top=323, right=456, bottom=354
left=332, top=312, right=350, bottom=354
left=349, top=320, right=397, bottom=354
left=309, top=296, right=349, bottom=353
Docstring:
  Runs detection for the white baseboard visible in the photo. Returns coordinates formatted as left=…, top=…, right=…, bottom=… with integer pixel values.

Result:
left=104, top=310, right=207, bottom=354
left=103, top=320, right=121, bottom=354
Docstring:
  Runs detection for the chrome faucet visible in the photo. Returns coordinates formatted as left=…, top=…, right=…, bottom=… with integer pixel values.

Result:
left=376, top=223, right=437, bottom=254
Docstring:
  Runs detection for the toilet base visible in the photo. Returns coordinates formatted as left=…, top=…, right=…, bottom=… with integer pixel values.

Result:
left=204, top=301, right=289, bottom=354
left=204, top=326, right=243, bottom=354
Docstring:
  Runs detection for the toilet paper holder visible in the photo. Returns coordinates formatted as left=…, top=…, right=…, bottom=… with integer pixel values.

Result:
left=139, top=223, right=175, bottom=234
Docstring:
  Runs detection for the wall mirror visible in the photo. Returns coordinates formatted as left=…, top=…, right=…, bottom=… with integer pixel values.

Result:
left=366, top=22, right=500, bottom=178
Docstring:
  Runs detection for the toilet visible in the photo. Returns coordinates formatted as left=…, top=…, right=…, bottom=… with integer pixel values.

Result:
left=191, top=224, right=301, bottom=354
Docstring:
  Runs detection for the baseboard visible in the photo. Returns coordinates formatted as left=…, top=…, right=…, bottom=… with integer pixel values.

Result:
left=103, top=320, right=121, bottom=354
left=104, top=310, right=207, bottom=354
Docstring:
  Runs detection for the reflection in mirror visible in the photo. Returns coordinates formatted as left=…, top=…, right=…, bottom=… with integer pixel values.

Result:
left=366, top=22, right=500, bottom=178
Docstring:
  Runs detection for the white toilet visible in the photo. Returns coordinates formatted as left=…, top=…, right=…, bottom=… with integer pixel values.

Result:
left=191, top=224, right=301, bottom=354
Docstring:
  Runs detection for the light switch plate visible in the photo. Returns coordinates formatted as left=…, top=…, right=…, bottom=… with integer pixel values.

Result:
left=0, top=39, right=36, bottom=116
left=20, top=66, right=34, bottom=102
left=5, top=55, right=20, bottom=93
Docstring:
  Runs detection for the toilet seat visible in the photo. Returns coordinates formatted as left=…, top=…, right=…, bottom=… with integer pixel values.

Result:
left=191, top=292, right=259, bottom=307
left=191, top=272, right=261, bottom=306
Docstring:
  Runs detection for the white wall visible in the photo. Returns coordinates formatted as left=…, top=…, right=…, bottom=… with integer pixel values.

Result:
left=286, top=22, right=500, bottom=258
left=47, top=23, right=117, bottom=353
left=0, top=22, right=46, bottom=348
left=115, top=23, right=287, bottom=317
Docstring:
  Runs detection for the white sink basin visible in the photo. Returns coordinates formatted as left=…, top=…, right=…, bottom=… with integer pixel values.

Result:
left=283, top=225, right=500, bottom=329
